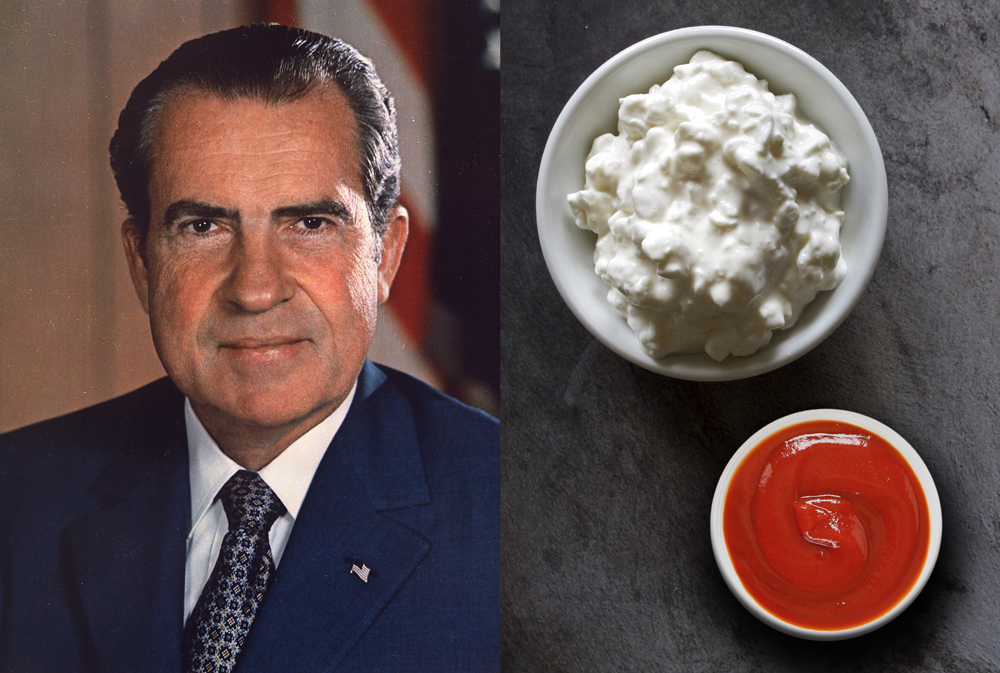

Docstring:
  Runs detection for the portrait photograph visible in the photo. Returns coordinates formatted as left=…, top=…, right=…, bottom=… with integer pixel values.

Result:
left=1, top=1, right=499, bottom=670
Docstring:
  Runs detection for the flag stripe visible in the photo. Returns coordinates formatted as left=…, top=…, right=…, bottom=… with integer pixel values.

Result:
left=263, top=0, right=297, bottom=26
left=364, top=0, right=436, bottom=88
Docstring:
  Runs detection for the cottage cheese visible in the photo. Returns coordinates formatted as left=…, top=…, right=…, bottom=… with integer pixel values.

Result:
left=567, top=51, right=849, bottom=361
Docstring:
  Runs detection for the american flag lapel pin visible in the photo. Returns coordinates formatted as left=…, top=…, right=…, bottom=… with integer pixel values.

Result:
left=351, top=562, right=370, bottom=583
left=345, top=557, right=377, bottom=583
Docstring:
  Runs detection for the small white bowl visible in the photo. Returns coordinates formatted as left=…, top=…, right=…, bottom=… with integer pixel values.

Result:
left=710, top=409, right=942, bottom=640
left=536, top=26, right=888, bottom=381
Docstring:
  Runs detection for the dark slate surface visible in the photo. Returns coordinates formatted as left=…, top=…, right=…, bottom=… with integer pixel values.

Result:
left=501, top=2, right=1000, bottom=671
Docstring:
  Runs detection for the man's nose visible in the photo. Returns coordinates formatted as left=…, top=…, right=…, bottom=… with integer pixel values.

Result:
left=222, top=229, right=294, bottom=312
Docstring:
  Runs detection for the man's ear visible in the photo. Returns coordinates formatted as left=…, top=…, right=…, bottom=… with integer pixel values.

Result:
left=376, top=205, right=409, bottom=304
left=121, top=219, right=151, bottom=315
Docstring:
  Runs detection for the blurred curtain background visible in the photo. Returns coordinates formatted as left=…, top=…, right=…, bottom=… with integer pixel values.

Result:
left=0, top=0, right=499, bottom=432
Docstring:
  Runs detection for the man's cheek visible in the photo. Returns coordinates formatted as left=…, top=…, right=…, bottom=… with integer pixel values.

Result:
left=344, top=260, right=379, bottom=314
left=149, top=278, right=202, bottom=351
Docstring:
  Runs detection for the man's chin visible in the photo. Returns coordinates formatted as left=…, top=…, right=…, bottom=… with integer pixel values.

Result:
left=190, top=384, right=342, bottom=436
left=227, top=397, right=333, bottom=429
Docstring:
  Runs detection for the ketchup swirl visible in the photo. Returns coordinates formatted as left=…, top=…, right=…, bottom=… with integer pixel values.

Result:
left=723, top=420, right=930, bottom=630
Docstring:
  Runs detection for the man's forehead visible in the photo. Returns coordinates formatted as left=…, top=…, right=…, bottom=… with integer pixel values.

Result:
left=153, top=85, right=357, bottom=150
left=146, top=87, right=365, bottom=217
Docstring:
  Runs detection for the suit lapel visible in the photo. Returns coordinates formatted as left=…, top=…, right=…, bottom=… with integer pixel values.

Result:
left=238, top=362, right=432, bottom=672
left=66, top=385, right=189, bottom=673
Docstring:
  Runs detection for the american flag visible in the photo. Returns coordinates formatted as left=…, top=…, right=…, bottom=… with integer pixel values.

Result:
left=262, top=0, right=500, bottom=415
left=351, top=561, right=372, bottom=583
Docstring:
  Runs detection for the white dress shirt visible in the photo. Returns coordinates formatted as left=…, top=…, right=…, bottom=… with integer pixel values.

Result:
left=182, top=383, right=356, bottom=624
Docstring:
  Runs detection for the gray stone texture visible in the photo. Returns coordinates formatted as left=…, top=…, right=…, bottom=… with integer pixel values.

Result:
left=501, top=1, right=1000, bottom=671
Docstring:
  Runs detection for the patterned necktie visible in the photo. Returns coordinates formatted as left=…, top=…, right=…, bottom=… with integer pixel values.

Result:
left=183, top=470, right=286, bottom=673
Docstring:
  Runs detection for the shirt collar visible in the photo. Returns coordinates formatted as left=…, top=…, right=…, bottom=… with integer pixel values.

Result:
left=185, top=382, right=357, bottom=531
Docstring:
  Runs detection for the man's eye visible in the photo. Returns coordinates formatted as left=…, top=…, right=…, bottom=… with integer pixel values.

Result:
left=186, top=220, right=217, bottom=234
left=297, top=217, right=332, bottom=231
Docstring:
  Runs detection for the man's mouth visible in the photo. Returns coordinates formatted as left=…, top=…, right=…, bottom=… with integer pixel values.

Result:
left=221, top=337, right=305, bottom=349
left=218, top=338, right=310, bottom=361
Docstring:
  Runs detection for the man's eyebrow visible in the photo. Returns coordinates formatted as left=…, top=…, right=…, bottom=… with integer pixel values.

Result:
left=163, top=200, right=239, bottom=226
left=272, top=198, right=353, bottom=223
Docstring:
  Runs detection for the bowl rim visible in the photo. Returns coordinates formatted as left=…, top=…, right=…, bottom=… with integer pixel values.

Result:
left=709, top=409, right=943, bottom=640
left=536, top=25, right=888, bottom=381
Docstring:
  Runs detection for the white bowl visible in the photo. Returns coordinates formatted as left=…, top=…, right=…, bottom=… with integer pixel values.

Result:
left=710, top=409, right=942, bottom=640
left=536, top=26, right=888, bottom=381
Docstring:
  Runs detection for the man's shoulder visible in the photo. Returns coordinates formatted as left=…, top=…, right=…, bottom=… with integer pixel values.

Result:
left=369, top=361, right=498, bottom=433
left=361, top=360, right=499, bottom=485
left=364, top=362, right=499, bottom=461
left=0, top=377, right=185, bottom=472
left=1, top=376, right=184, bottom=439
left=0, top=377, right=187, bottom=544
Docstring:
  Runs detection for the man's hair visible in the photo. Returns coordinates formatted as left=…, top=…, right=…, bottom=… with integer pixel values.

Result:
left=110, top=24, right=401, bottom=246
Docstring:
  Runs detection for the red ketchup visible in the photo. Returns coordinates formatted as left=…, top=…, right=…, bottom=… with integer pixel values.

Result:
left=723, top=420, right=931, bottom=630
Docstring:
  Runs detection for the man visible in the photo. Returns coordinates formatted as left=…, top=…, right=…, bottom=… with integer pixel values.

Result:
left=0, top=24, right=498, bottom=673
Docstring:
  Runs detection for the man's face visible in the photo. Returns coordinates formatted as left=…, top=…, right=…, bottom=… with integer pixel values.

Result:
left=122, top=88, right=407, bottom=447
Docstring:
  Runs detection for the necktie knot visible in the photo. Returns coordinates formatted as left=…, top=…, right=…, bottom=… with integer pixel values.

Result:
left=219, top=470, right=285, bottom=534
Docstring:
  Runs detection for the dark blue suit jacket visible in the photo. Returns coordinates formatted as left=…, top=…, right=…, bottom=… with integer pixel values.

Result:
left=0, top=361, right=499, bottom=672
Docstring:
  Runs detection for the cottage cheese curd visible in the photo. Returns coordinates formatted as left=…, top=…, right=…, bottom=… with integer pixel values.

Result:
left=567, top=51, right=849, bottom=361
